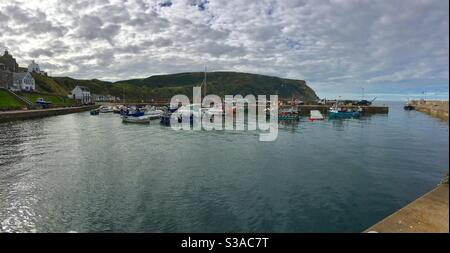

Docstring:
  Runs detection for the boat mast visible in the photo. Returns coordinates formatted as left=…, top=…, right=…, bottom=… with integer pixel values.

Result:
left=203, top=66, right=207, bottom=98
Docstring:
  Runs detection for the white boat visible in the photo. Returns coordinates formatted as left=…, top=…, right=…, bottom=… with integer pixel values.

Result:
left=144, top=106, right=164, bottom=119
left=310, top=110, right=324, bottom=120
left=122, top=115, right=150, bottom=124
left=99, top=106, right=113, bottom=113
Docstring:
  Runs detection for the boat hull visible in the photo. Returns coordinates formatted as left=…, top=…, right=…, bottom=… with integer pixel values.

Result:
left=122, top=116, right=150, bottom=124
left=90, top=110, right=99, bottom=116
left=328, top=111, right=360, bottom=118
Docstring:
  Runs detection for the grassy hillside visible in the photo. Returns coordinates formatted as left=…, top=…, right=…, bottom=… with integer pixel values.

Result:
left=17, top=92, right=76, bottom=107
left=33, top=74, right=69, bottom=95
left=118, top=72, right=319, bottom=101
left=34, top=72, right=318, bottom=102
left=0, top=89, right=25, bottom=110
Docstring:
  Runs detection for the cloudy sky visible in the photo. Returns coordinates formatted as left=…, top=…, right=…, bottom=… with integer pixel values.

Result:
left=0, top=0, right=448, bottom=99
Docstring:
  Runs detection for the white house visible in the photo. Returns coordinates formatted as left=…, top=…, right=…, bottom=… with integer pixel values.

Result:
left=28, top=60, right=47, bottom=76
left=12, top=72, right=35, bottom=91
left=69, top=86, right=91, bottom=104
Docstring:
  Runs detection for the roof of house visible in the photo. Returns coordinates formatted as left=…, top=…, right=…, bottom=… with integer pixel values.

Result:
left=13, top=72, right=29, bottom=82
left=75, top=85, right=90, bottom=92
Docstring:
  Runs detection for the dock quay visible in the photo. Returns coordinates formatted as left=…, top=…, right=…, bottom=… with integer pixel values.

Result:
left=365, top=182, right=449, bottom=233
left=0, top=105, right=97, bottom=123
left=297, top=105, right=389, bottom=116
left=410, top=100, right=449, bottom=122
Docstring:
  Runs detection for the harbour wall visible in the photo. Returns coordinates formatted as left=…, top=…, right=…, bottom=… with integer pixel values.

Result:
left=365, top=182, right=449, bottom=233
left=0, top=105, right=96, bottom=123
left=410, top=100, right=449, bottom=122
left=297, top=105, right=389, bottom=116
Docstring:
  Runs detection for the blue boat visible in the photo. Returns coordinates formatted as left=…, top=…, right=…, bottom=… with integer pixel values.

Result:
left=121, top=106, right=145, bottom=117
left=328, top=110, right=360, bottom=118
left=127, top=111, right=145, bottom=117
left=328, top=101, right=362, bottom=119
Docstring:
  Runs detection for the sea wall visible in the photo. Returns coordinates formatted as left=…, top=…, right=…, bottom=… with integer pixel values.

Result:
left=297, top=105, right=389, bottom=115
left=410, top=100, right=449, bottom=122
left=0, top=105, right=96, bottom=123
left=365, top=183, right=449, bottom=233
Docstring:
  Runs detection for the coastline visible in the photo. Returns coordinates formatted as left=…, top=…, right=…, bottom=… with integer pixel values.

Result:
left=0, top=105, right=97, bottom=123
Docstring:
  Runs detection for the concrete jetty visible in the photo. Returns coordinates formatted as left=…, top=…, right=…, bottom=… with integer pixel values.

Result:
left=365, top=183, right=449, bottom=233
left=410, top=100, right=449, bottom=122
left=298, top=105, right=389, bottom=116
left=0, top=105, right=96, bottom=122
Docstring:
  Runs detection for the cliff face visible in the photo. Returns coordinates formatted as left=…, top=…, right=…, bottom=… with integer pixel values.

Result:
left=35, top=72, right=319, bottom=101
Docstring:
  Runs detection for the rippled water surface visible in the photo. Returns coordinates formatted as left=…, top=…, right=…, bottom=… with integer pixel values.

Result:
left=0, top=102, right=448, bottom=232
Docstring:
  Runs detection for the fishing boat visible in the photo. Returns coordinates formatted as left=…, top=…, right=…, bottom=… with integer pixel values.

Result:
left=122, top=115, right=150, bottom=124
left=276, top=97, right=300, bottom=121
left=328, top=102, right=361, bottom=119
left=278, top=106, right=300, bottom=120
left=404, top=103, right=414, bottom=110
left=404, top=99, right=414, bottom=110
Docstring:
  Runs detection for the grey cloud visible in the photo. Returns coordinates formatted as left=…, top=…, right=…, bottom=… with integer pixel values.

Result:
left=74, top=15, right=121, bottom=44
left=29, top=49, right=55, bottom=58
left=2, top=5, right=67, bottom=36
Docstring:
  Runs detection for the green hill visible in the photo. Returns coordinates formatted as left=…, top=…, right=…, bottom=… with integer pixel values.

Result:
left=35, top=72, right=318, bottom=102
left=0, top=89, right=25, bottom=110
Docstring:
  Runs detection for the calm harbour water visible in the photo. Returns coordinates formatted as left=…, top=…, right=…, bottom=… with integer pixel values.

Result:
left=0, top=101, right=448, bottom=233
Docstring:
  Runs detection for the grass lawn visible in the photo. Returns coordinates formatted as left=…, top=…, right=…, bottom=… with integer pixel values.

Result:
left=18, top=92, right=76, bottom=107
left=0, top=90, right=25, bottom=110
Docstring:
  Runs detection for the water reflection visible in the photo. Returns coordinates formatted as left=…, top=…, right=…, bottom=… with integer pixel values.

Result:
left=0, top=120, right=49, bottom=233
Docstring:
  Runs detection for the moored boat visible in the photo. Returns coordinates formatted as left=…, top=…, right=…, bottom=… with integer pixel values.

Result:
left=328, top=109, right=359, bottom=118
left=310, top=110, right=324, bottom=120
left=144, top=106, right=164, bottom=119
left=404, top=102, right=414, bottom=110
left=122, top=115, right=150, bottom=124
left=99, top=106, right=113, bottom=113
left=113, top=105, right=125, bottom=114
left=278, top=107, right=300, bottom=120
left=90, top=109, right=100, bottom=115
left=328, top=100, right=361, bottom=119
